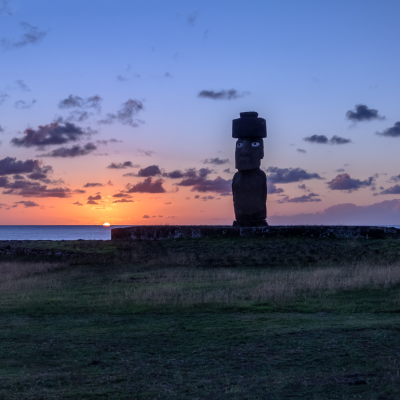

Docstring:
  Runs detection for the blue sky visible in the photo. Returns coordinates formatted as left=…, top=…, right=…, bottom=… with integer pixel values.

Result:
left=1, top=0, right=400, bottom=225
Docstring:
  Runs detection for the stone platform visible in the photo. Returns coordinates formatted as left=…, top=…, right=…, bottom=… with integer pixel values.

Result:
left=111, top=225, right=400, bottom=240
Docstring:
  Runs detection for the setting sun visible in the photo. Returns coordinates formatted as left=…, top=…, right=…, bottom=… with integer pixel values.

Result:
left=103, top=222, right=110, bottom=226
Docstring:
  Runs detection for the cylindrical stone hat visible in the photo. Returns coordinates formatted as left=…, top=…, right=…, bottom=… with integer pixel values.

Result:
left=232, top=111, right=267, bottom=138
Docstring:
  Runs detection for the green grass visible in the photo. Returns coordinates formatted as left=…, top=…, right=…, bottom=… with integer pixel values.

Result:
left=1, top=237, right=400, bottom=399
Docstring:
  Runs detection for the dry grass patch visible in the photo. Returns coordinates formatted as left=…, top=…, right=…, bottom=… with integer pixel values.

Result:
left=110, top=262, right=400, bottom=307
left=0, top=261, right=65, bottom=293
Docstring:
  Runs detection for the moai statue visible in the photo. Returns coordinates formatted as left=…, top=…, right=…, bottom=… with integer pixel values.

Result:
left=232, top=111, right=268, bottom=227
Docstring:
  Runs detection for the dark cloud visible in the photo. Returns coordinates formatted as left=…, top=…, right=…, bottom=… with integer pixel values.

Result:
left=376, top=122, right=400, bottom=138
left=278, top=193, right=321, bottom=203
left=72, top=201, right=84, bottom=206
left=15, top=79, right=31, bottom=91
left=177, top=175, right=231, bottom=195
left=267, top=182, right=284, bottom=194
left=326, top=173, right=375, bottom=192
left=269, top=199, right=400, bottom=225
left=87, top=200, right=99, bottom=205
left=187, top=10, right=200, bottom=26
left=142, top=215, right=150, bottom=218
left=83, top=182, right=103, bottom=188
left=303, top=135, right=351, bottom=145
left=112, top=198, right=134, bottom=204
left=346, top=104, right=384, bottom=122
left=194, top=195, right=215, bottom=201
left=0, top=0, right=13, bottom=15
left=0, top=93, right=9, bottom=105
left=98, top=99, right=144, bottom=127
left=11, top=122, right=91, bottom=148
left=303, top=135, right=328, bottom=144
left=1, top=22, right=47, bottom=49
left=198, top=89, right=250, bottom=100
left=389, top=174, right=400, bottom=182
left=298, top=184, right=311, bottom=192
left=202, top=157, right=229, bottom=165
left=96, top=138, right=123, bottom=145
left=126, top=177, right=166, bottom=193
left=14, top=200, right=39, bottom=207
left=88, top=194, right=102, bottom=201
left=266, top=167, right=324, bottom=184
left=0, top=157, right=52, bottom=177
left=136, top=165, right=161, bottom=177
left=73, top=189, right=86, bottom=194
left=117, top=75, right=129, bottom=82
left=162, top=170, right=185, bottom=179
left=164, top=202, right=172, bottom=204
left=378, top=185, right=400, bottom=195
left=297, top=148, right=306, bottom=153
left=336, top=168, right=345, bottom=173
left=112, top=192, right=132, bottom=198
left=330, top=135, right=351, bottom=145
left=1, top=180, right=71, bottom=198
left=37, top=143, right=97, bottom=157
left=223, top=168, right=233, bottom=174
left=14, top=99, right=36, bottom=109
left=107, top=161, right=137, bottom=169
left=58, top=94, right=102, bottom=111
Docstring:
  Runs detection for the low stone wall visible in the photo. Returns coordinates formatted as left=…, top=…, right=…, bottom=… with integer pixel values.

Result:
left=111, top=225, right=400, bottom=240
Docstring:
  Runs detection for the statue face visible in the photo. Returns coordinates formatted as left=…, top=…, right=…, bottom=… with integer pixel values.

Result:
left=235, top=138, right=264, bottom=170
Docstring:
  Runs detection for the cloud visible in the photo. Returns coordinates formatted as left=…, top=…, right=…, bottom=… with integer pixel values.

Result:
left=376, top=122, right=400, bottom=138
left=298, top=184, right=311, bottom=192
left=198, top=89, right=250, bottom=100
left=136, top=165, right=161, bottom=177
left=73, top=189, right=86, bottom=194
left=126, top=177, right=166, bottom=193
left=88, top=194, right=102, bottom=201
left=107, top=161, right=138, bottom=169
left=0, top=0, right=13, bottom=15
left=390, top=174, right=400, bottom=182
left=164, top=72, right=172, bottom=78
left=112, top=198, right=133, bottom=204
left=164, top=202, right=172, bottom=204
left=11, top=122, right=91, bottom=148
left=72, top=201, right=84, bottom=206
left=336, top=168, right=345, bottom=173
left=142, top=215, right=150, bottom=218
left=14, top=200, right=39, bottom=207
left=137, top=148, right=153, bottom=157
left=326, top=173, right=375, bottom=192
left=278, top=193, right=321, bottom=203
left=378, top=185, right=400, bottom=195
left=202, top=157, right=229, bottom=165
left=1, top=22, right=47, bottom=49
left=117, top=75, right=129, bottom=82
left=15, top=79, right=31, bottom=91
left=177, top=174, right=231, bottom=195
left=303, top=135, right=328, bottom=144
left=98, top=99, right=144, bottom=127
left=187, top=10, right=200, bottom=26
left=83, top=182, right=103, bottom=188
left=0, top=157, right=52, bottom=177
left=266, top=167, right=324, bottom=184
left=37, top=142, right=97, bottom=157
left=194, top=195, right=215, bottom=201
left=1, top=179, right=71, bottom=198
left=346, top=104, right=384, bottom=122
left=269, top=199, right=400, bottom=226
left=112, top=192, right=132, bottom=198
left=297, top=148, right=306, bottom=153
left=96, top=138, right=123, bottom=145
left=58, top=94, right=102, bottom=111
left=87, top=200, right=99, bottom=205
left=304, top=135, right=351, bottom=145
left=0, top=93, right=9, bottom=105
left=14, top=99, right=36, bottom=109
left=267, top=182, right=284, bottom=194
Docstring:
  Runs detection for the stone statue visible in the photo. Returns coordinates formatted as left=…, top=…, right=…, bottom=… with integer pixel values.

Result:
left=232, top=111, right=268, bottom=227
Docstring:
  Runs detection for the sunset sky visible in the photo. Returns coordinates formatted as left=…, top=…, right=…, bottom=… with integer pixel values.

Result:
left=1, top=0, right=400, bottom=225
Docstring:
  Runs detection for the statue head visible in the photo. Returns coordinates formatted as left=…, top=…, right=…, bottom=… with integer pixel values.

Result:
left=232, top=111, right=267, bottom=171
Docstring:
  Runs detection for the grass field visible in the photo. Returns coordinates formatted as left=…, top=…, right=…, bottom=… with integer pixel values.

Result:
left=1, top=237, right=400, bottom=399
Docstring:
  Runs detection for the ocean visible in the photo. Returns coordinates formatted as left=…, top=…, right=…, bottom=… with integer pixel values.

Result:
left=0, top=225, right=399, bottom=241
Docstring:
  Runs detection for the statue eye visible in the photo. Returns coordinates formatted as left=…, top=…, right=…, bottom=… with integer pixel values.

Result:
left=251, top=142, right=260, bottom=147
left=237, top=143, right=243, bottom=148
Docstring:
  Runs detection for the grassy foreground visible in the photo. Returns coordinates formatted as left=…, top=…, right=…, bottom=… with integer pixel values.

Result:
left=1, top=237, right=400, bottom=399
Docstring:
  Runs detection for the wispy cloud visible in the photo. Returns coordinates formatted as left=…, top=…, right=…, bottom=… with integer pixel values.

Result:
left=37, top=143, right=97, bottom=158
left=1, top=22, right=47, bottom=49
left=98, top=99, right=144, bottom=127
left=202, top=157, right=229, bottom=165
left=198, top=89, right=250, bottom=100
left=14, top=99, right=36, bottom=109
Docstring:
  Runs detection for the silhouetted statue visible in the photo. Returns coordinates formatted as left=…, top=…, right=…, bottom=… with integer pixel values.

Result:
left=232, top=111, right=268, bottom=227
